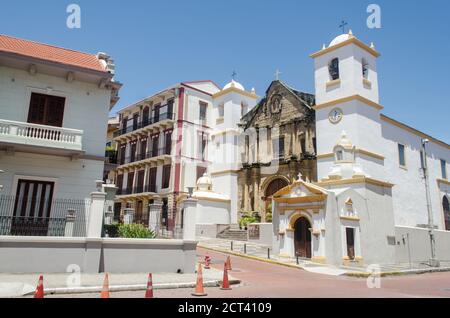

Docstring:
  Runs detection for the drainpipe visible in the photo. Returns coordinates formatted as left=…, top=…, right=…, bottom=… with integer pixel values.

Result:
left=421, top=139, right=440, bottom=267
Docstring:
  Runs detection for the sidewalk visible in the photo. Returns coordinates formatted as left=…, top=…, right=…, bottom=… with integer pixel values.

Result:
left=198, top=237, right=450, bottom=277
left=0, top=266, right=239, bottom=298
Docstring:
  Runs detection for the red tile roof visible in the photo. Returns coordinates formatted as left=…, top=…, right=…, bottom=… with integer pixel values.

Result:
left=0, top=34, right=108, bottom=73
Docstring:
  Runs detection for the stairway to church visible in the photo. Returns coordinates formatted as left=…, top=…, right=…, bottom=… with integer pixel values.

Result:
left=217, top=225, right=248, bottom=241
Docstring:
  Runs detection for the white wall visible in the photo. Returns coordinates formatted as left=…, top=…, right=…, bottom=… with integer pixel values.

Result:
left=0, top=152, right=102, bottom=199
left=381, top=120, right=450, bottom=229
left=0, top=66, right=111, bottom=157
left=395, top=226, right=450, bottom=263
left=196, top=199, right=231, bottom=225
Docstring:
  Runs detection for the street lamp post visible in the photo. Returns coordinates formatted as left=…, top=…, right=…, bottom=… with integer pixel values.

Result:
left=421, top=139, right=440, bottom=267
left=0, top=170, right=3, bottom=192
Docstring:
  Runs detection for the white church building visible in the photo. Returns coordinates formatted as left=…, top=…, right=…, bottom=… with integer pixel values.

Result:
left=272, top=31, right=450, bottom=266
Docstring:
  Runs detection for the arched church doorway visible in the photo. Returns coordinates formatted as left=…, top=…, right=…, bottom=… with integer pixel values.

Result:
left=264, top=178, right=289, bottom=222
left=294, top=217, right=312, bottom=259
left=443, top=196, right=450, bottom=231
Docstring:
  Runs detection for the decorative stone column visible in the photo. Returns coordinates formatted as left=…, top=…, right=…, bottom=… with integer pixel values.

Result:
left=181, top=198, right=198, bottom=241
left=123, top=208, right=135, bottom=225
left=148, top=198, right=163, bottom=234
left=87, top=191, right=107, bottom=238
left=64, top=209, right=76, bottom=237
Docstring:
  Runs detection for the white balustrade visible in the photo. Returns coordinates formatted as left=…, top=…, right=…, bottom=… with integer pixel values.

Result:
left=0, top=119, right=83, bottom=151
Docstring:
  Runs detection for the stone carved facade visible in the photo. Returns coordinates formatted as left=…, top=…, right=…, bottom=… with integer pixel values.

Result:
left=238, top=80, right=317, bottom=221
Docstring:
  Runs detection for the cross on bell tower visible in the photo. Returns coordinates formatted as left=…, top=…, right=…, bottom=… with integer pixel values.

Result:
left=231, top=71, right=237, bottom=80
left=339, top=20, right=348, bottom=34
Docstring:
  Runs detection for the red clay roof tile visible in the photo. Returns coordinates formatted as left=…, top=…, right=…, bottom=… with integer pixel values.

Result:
left=0, top=34, right=108, bottom=73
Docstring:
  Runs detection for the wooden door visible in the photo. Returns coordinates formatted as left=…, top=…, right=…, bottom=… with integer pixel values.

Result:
left=294, top=218, right=312, bottom=258
left=346, top=227, right=355, bottom=260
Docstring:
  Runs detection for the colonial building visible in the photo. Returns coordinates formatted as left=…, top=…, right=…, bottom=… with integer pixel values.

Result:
left=104, top=116, right=120, bottom=182
left=238, top=80, right=316, bottom=222
left=0, top=34, right=121, bottom=235
left=113, top=80, right=257, bottom=234
left=272, top=31, right=450, bottom=266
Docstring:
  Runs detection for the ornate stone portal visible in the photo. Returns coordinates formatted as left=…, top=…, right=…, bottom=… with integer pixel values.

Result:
left=238, top=80, right=317, bottom=222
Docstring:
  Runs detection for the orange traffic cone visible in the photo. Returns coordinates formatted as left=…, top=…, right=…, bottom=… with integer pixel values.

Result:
left=220, top=262, right=232, bottom=290
left=226, top=256, right=232, bottom=271
left=145, top=273, right=154, bottom=298
left=100, top=273, right=110, bottom=298
left=191, top=263, right=207, bottom=297
left=34, top=275, right=44, bottom=298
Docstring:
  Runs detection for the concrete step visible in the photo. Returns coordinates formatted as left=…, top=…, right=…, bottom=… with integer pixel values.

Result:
left=217, top=229, right=248, bottom=241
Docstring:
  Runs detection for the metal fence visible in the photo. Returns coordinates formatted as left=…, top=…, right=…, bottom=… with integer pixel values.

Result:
left=0, top=195, right=90, bottom=237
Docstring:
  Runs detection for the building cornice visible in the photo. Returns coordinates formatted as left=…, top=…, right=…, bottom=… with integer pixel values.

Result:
left=274, top=194, right=327, bottom=204
left=310, top=37, right=380, bottom=59
left=380, top=114, right=450, bottom=150
left=316, top=176, right=394, bottom=188
left=212, top=87, right=258, bottom=100
left=313, top=94, right=383, bottom=111
left=317, top=148, right=385, bottom=161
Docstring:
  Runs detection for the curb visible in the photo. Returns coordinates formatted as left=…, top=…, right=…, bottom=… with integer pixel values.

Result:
left=199, top=245, right=306, bottom=271
left=345, top=266, right=450, bottom=278
left=25, top=279, right=241, bottom=296
left=200, top=245, right=450, bottom=278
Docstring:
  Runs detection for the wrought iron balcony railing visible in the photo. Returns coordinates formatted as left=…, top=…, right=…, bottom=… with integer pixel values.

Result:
left=114, top=112, right=175, bottom=138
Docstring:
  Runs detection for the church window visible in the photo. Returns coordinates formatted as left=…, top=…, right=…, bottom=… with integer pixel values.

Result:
left=362, top=58, right=369, bottom=79
left=441, top=159, right=447, bottom=179
left=443, top=196, right=450, bottom=231
left=329, top=58, right=340, bottom=81
left=336, top=150, right=344, bottom=161
left=398, top=144, right=406, bottom=167
left=218, top=103, right=224, bottom=118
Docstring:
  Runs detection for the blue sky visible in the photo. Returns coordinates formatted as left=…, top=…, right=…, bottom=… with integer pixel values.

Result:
left=1, top=0, right=449, bottom=142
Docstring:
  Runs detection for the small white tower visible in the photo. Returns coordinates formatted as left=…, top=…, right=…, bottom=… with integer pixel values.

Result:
left=210, top=79, right=258, bottom=225
left=311, top=31, right=386, bottom=182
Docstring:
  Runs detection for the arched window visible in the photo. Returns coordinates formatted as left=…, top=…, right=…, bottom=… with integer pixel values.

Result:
left=329, top=58, right=340, bottom=81
left=362, top=58, right=369, bottom=79
left=443, top=196, right=450, bottom=231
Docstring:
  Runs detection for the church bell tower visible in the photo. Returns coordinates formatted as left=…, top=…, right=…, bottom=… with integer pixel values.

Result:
left=311, top=31, right=386, bottom=182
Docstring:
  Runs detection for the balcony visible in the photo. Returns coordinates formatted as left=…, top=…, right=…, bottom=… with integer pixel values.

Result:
left=118, top=147, right=172, bottom=168
left=114, top=112, right=175, bottom=139
left=0, top=119, right=83, bottom=156
left=116, top=184, right=157, bottom=198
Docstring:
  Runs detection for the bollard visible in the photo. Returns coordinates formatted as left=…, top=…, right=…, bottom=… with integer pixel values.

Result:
left=267, top=248, right=270, bottom=259
left=231, top=241, right=234, bottom=251
left=244, top=244, right=247, bottom=254
left=296, top=255, right=299, bottom=265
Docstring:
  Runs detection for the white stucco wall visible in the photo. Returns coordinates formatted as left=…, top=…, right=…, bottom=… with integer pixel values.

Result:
left=0, top=152, right=102, bottom=199
left=381, top=120, right=450, bottom=229
left=0, top=66, right=111, bottom=157
left=196, top=199, right=231, bottom=225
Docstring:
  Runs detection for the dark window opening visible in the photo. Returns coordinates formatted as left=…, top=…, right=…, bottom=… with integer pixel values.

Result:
left=28, top=93, right=65, bottom=127
left=329, top=58, right=340, bottom=81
